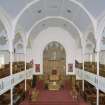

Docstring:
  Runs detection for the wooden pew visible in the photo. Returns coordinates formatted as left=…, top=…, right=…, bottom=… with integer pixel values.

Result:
left=0, top=91, right=10, bottom=105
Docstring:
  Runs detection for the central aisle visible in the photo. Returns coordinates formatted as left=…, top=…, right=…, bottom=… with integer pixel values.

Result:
left=20, top=80, right=89, bottom=105
left=36, top=90, right=74, bottom=103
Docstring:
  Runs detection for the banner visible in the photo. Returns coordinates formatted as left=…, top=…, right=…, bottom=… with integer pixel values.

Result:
left=68, top=64, right=73, bottom=72
left=35, top=64, right=40, bottom=72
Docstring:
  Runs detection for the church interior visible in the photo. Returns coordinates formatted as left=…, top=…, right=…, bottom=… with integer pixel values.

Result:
left=0, top=0, right=105, bottom=105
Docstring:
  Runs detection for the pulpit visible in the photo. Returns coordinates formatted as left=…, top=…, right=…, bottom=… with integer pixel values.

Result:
left=48, top=69, right=60, bottom=91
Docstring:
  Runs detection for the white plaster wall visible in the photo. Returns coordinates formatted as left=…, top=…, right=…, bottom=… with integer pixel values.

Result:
left=99, top=51, right=105, bottom=64
left=0, top=51, right=10, bottom=64
left=13, top=48, right=33, bottom=62
left=75, top=49, right=83, bottom=63
left=31, top=27, right=82, bottom=75
left=26, top=48, right=33, bottom=62
left=14, top=53, right=24, bottom=61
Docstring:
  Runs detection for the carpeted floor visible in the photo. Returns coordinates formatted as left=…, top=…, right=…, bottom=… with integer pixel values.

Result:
left=20, top=80, right=90, bottom=105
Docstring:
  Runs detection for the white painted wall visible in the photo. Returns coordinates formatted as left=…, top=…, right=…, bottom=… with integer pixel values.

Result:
left=99, top=51, right=105, bottom=64
left=0, top=51, right=10, bottom=64
left=13, top=48, right=33, bottom=62
left=74, top=49, right=82, bottom=63
left=26, top=48, right=33, bottom=62
left=31, top=27, right=82, bottom=75
left=14, top=53, right=24, bottom=62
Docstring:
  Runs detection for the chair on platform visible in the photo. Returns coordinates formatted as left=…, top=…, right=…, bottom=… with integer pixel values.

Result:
left=72, top=88, right=79, bottom=104
left=31, top=88, right=39, bottom=102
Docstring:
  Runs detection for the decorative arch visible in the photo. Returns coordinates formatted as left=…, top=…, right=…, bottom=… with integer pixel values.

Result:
left=43, top=41, right=66, bottom=55
left=26, top=16, right=83, bottom=49
left=43, top=41, right=66, bottom=76
left=13, top=0, right=96, bottom=36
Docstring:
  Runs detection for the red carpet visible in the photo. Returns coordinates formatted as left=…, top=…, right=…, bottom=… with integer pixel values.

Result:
left=20, top=80, right=90, bottom=105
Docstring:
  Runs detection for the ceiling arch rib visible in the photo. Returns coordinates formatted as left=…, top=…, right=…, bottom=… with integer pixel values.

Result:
left=26, top=16, right=83, bottom=49
left=13, top=0, right=95, bottom=36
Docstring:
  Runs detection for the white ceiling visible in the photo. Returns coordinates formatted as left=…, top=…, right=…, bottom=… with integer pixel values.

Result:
left=28, top=18, right=82, bottom=48
left=0, top=0, right=105, bottom=50
left=16, top=0, right=92, bottom=34
left=0, top=0, right=105, bottom=19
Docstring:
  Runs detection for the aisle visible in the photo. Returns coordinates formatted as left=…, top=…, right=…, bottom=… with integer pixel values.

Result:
left=20, top=89, right=89, bottom=105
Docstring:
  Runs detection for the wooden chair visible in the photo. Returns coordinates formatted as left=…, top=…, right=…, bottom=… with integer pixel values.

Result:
left=31, top=89, right=39, bottom=102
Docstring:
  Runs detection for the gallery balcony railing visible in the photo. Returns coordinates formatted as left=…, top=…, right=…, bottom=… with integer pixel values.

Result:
left=0, top=68, right=33, bottom=95
left=75, top=68, right=105, bottom=93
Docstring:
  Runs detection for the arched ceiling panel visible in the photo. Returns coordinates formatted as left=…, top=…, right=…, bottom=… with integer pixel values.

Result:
left=28, top=18, right=82, bottom=48
left=76, top=0, right=105, bottom=18
left=17, top=0, right=46, bottom=31
left=45, top=0, right=63, bottom=16
left=0, top=0, right=105, bottom=20
left=0, top=0, right=33, bottom=19
left=16, top=0, right=93, bottom=34
left=61, top=0, right=92, bottom=33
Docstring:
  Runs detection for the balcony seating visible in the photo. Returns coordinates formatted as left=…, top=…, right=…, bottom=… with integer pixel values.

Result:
left=0, top=91, right=10, bottom=105
left=76, top=61, right=105, bottom=77
left=13, top=81, right=25, bottom=105
left=13, top=61, right=25, bottom=74
left=0, top=64, right=10, bottom=78
left=0, top=61, right=33, bottom=79
left=75, top=62, right=82, bottom=69
left=79, top=81, right=105, bottom=105
left=99, top=64, right=105, bottom=77
left=26, top=63, right=33, bottom=69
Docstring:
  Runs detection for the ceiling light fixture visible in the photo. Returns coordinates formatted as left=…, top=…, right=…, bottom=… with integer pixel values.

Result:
left=63, top=24, right=66, bottom=27
left=37, top=9, right=42, bottom=13
left=42, top=24, right=46, bottom=27
left=67, top=9, right=71, bottom=13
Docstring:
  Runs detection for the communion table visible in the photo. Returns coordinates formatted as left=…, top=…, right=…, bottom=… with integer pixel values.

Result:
left=48, top=74, right=60, bottom=91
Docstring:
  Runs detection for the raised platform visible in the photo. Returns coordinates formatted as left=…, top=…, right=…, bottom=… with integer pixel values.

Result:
left=48, top=82, right=60, bottom=91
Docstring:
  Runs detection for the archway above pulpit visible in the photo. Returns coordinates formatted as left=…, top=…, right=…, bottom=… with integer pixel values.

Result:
left=43, top=41, right=66, bottom=76
left=43, top=41, right=66, bottom=90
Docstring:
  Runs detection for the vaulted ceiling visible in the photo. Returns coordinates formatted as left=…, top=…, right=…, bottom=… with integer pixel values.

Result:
left=0, top=0, right=105, bottom=51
